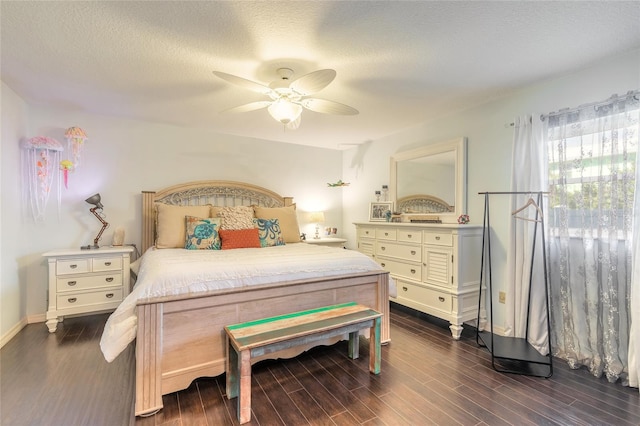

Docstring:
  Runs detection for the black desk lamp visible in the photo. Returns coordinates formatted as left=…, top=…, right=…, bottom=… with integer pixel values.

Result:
left=82, top=193, right=109, bottom=249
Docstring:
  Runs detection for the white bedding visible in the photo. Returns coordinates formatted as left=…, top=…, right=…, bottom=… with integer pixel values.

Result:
left=100, top=243, right=393, bottom=362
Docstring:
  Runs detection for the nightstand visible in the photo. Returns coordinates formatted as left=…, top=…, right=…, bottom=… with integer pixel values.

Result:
left=305, top=237, right=347, bottom=248
left=42, top=246, right=134, bottom=332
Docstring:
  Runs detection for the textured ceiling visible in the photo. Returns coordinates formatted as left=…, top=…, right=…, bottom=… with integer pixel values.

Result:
left=2, top=1, right=640, bottom=150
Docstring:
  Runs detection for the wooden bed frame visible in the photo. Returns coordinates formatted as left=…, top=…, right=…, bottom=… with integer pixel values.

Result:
left=134, top=180, right=390, bottom=416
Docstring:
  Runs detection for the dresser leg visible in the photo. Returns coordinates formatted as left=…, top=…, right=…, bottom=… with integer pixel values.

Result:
left=449, top=323, right=463, bottom=340
left=45, top=318, right=58, bottom=333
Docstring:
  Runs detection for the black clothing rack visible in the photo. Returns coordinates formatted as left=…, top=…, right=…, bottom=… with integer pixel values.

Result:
left=476, top=191, right=553, bottom=378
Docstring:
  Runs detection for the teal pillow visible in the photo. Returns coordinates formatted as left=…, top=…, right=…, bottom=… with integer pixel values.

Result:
left=185, top=216, right=221, bottom=250
left=253, top=218, right=285, bottom=247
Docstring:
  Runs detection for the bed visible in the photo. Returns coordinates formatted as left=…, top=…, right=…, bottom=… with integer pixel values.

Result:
left=99, top=180, right=390, bottom=416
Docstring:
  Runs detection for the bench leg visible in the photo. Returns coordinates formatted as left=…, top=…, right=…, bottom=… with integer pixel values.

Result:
left=226, top=337, right=239, bottom=399
left=238, top=350, right=252, bottom=424
left=369, top=317, right=381, bottom=374
left=348, top=331, right=360, bottom=359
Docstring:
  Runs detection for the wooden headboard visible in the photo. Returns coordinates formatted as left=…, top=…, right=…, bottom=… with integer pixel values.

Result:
left=141, top=180, right=294, bottom=253
left=396, top=194, right=453, bottom=214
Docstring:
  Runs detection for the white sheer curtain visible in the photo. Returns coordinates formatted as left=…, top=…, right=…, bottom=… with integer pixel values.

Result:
left=546, top=92, right=639, bottom=385
left=507, top=115, right=549, bottom=354
left=629, top=131, right=640, bottom=390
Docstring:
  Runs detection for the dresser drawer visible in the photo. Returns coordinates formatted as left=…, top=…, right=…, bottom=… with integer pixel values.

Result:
left=92, top=256, right=122, bottom=272
left=398, top=229, right=422, bottom=243
left=377, top=258, right=421, bottom=281
left=56, top=288, right=123, bottom=309
left=423, top=231, right=453, bottom=246
left=358, top=226, right=376, bottom=239
left=358, top=240, right=375, bottom=256
left=56, top=273, right=123, bottom=292
left=396, top=281, right=452, bottom=315
left=376, top=228, right=397, bottom=241
left=57, top=259, right=91, bottom=275
left=375, top=241, right=421, bottom=262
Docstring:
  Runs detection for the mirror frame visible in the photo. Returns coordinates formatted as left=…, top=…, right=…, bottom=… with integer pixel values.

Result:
left=390, top=137, right=467, bottom=224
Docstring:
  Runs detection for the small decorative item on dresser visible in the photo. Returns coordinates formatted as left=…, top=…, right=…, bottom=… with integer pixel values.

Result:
left=457, top=214, right=470, bottom=224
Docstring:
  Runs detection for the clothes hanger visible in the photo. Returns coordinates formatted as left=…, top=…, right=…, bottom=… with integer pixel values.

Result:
left=512, top=196, right=543, bottom=222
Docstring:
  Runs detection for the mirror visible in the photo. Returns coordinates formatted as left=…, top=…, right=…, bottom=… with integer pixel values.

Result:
left=390, top=137, right=467, bottom=223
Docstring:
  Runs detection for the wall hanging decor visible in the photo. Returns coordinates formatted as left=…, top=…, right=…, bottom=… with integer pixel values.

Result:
left=60, top=127, right=88, bottom=188
left=21, top=136, right=63, bottom=222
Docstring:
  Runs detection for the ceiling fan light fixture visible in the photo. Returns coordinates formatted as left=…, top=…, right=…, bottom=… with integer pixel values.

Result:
left=268, top=99, right=302, bottom=124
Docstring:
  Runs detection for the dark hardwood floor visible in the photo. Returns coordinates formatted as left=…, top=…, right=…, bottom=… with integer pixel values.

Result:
left=2, top=304, right=639, bottom=426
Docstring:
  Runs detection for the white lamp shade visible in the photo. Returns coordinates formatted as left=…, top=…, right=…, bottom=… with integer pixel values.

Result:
left=309, top=211, right=325, bottom=223
left=268, top=99, right=303, bottom=124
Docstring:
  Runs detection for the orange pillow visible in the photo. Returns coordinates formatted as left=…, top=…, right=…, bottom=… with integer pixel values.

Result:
left=219, top=228, right=261, bottom=250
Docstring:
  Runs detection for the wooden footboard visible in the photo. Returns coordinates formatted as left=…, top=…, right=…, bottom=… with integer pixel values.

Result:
left=134, top=271, right=389, bottom=416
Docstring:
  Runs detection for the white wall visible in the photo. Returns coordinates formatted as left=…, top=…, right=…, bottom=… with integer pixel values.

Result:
left=342, top=48, right=640, bottom=329
left=1, top=82, right=29, bottom=345
left=0, top=99, right=343, bottom=340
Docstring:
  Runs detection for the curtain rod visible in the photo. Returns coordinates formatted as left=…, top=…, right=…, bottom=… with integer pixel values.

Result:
left=540, top=89, right=639, bottom=121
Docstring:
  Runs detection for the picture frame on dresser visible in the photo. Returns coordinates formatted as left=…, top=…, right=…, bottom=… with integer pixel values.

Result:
left=369, top=202, right=393, bottom=221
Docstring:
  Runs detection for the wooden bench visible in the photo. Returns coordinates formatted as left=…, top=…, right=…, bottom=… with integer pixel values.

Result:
left=224, top=302, right=383, bottom=424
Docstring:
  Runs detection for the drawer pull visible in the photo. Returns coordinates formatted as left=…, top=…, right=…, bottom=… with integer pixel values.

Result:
left=407, top=234, right=412, bottom=238
left=384, top=232, right=389, bottom=236
left=380, top=263, right=386, bottom=267
left=435, top=236, right=441, bottom=240
left=104, top=261, right=112, bottom=266
left=402, top=286, right=408, bottom=292
left=105, top=277, right=114, bottom=283
left=106, top=293, right=114, bottom=298
left=70, top=264, right=78, bottom=269
left=365, top=231, right=370, bottom=235
left=411, top=250, right=416, bottom=255
left=380, top=246, right=386, bottom=251
left=67, top=281, right=77, bottom=286
left=68, top=297, right=77, bottom=303
left=410, top=269, right=416, bottom=274
left=438, top=297, right=445, bottom=302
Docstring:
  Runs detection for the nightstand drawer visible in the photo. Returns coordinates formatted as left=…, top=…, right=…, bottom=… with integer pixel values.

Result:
left=423, top=232, right=453, bottom=246
left=57, top=259, right=90, bottom=275
left=56, top=274, right=123, bottom=292
left=56, top=288, right=123, bottom=309
left=92, top=257, right=123, bottom=272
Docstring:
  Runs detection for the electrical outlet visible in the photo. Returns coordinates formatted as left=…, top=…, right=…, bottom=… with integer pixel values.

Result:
left=499, top=291, right=506, bottom=304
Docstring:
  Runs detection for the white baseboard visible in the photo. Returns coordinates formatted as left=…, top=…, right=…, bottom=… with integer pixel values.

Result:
left=28, top=313, right=46, bottom=324
left=0, top=318, right=28, bottom=349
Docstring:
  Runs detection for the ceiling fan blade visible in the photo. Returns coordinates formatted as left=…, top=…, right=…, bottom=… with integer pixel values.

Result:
left=212, top=71, right=273, bottom=96
left=301, top=98, right=359, bottom=115
left=290, top=69, right=336, bottom=96
left=222, top=101, right=272, bottom=113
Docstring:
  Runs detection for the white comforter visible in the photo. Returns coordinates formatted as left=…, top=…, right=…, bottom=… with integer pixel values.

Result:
left=100, top=243, right=391, bottom=362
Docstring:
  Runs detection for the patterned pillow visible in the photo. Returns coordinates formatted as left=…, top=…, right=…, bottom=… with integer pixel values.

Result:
left=155, top=204, right=212, bottom=248
left=253, top=205, right=300, bottom=243
left=185, top=217, right=222, bottom=250
left=253, top=218, right=285, bottom=247
left=219, top=228, right=261, bottom=250
left=216, top=206, right=255, bottom=230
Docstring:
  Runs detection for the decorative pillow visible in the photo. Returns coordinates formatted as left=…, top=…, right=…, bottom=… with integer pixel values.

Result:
left=216, top=206, right=255, bottom=230
left=219, top=228, right=261, bottom=250
left=253, top=205, right=300, bottom=243
left=155, top=204, right=212, bottom=248
left=185, top=216, right=221, bottom=250
left=253, top=218, right=285, bottom=247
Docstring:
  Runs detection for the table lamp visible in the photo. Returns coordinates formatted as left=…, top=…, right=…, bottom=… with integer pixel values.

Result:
left=309, top=211, right=325, bottom=240
left=82, top=193, right=109, bottom=249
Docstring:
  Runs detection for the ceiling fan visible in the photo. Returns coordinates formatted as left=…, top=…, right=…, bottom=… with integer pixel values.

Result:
left=212, top=68, right=358, bottom=129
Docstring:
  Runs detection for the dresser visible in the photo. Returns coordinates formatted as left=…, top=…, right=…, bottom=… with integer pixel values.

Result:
left=355, top=222, right=484, bottom=339
left=43, top=246, right=134, bottom=332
